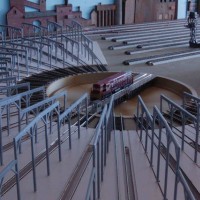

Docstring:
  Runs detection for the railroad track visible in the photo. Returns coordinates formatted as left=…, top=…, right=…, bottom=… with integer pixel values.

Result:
left=1, top=138, right=59, bottom=195
left=115, top=116, right=136, bottom=200
left=1, top=107, right=64, bottom=152
left=2, top=107, right=99, bottom=153
left=136, top=112, right=200, bottom=160
left=106, top=25, right=195, bottom=51
left=124, top=49, right=200, bottom=65
left=123, top=33, right=191, bottom=45
left=58, top=146, right=93, bottom=200
left=136, top=114, right=200, bottom=199
left=160, top=144, right=200, bottom=199
left=86, top=22, right=187, bottom=37
left=98, top=19, right=188, bottom=40
left=146, top=50, right=200, bottom=65
left=110, top=28, right=189, bottom=43
left=57, top=114, right=100, bottom=200
left=1, top=111, right=100, bottom=196
left=86, top=115, right=100, bottom=128
left=2, top=120, right=57, bottom=152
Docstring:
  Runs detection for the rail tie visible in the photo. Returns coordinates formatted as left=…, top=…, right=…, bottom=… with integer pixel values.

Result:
left=58, top=146, right=93, bottom=200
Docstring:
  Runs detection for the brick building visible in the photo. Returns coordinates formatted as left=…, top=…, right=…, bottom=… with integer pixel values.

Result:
left=122, top=0, right=177, bottom=24
left=7, top=0, right=91, bottom=29
left=7, top=0, right=178, bottom=29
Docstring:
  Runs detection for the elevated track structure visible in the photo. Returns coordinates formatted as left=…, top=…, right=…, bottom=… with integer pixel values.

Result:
left=0, top=19, right=199, bottom=200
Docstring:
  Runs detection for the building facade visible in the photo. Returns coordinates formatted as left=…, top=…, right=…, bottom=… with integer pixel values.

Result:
left=2, top=0, right=193, bottom=29
left=7, top=0, right=91, bottom=29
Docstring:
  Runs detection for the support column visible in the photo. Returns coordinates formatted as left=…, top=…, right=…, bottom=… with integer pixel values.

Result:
left=102, top=10, right=104, bottom=26
left=112, top=10, right=115, bottom=25
left=109, top=10, right=112, bottom=26
left=105, top=10, right=107, bottom=26
left=98, top=11, right=101, bottom=27
left=116, top=0, right=122, bottom=25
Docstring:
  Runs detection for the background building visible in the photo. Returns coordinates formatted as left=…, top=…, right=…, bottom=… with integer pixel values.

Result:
left=0, top=0, right=193, bottom=28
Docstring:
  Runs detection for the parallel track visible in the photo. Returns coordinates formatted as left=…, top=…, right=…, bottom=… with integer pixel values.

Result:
left=115, top=116, right=136, bottom=200
left=1, top=111, right=100, bottom=197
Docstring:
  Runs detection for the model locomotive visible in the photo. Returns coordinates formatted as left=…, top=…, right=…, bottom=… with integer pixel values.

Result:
left=90, top=71, right=133, bottom=100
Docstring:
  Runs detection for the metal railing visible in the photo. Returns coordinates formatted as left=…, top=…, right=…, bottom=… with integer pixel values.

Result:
left=86, top=95, right=114, bottom=199
left=136, top=95, right=153, bottom=159
left=47, top=20, right=63, bottom=41
left=0, top=87, right=45, bottom=165
left=160, top=94, right=199, bottom=163
left=22, top=23, right=42, bottom=40
left=0, top=77, right=16, bottom=88
left=183, top=92, right=200, bottom=107
left=153, top=106, right=181, bottom=200
left=61, top=35, right=80, bottom=65
left=0, top=63, right=8, bottom=69
left=85, top=168, right=96, bottom=200
left=81, top=34, right=94, bottom=64
left=106, top=95, right=114, bottom=146
left=0, top=25, right=22, bottom=44
left=0, top=46, right=29, bottom=78
left=1, top=42, right=40, bottom=77
left=136, top=95, right=195, bottom=200
left=89, top=105, right=107, bottom=199
left=0, top=82, right=30, bottom=97
left=0, top=20, right=106, bottom=75
left=58, top=93, right=88, bottom=153
left=177, top=170, right=195, bottom=200
left=183, top=92, right=200, bottom=117
left=0, top=71, right=9, bottom=78
left=41, top=36, right=65, bottom=67
left=112, top=73, right=154, bottom=103
left=0, top=160, right=20, bottom=200
left=13, top=102, right=60, bottom=193
left=6, top=42, right=39, bottom=66
left=19, top=91, right=67, bottom=143
left=65, top=21, right=82, bottom=43
left=0, top=94, right=89, bottom=199
left=22, top=37, right=52, bottom=69
left=65, top=20, right=105, bottom=68
left=0, top=52, right=17, bottom=78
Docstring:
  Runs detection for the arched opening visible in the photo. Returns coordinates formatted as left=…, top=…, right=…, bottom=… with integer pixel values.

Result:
left=32, top=20, right=41, bottom=27
left=32, top=20, right=41, bottom=33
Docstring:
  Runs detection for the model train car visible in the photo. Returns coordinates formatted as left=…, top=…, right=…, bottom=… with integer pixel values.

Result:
left=90, top=71, right=133, bottom=100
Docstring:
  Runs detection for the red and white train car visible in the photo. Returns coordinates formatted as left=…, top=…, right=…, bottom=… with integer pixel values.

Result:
left=90, top=71, right=133, bottom=100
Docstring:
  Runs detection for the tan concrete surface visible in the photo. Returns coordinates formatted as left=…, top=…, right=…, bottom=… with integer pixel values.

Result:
left=114, top=86, right=182, bottom=116
left=47, top=25, right=200, bottom=116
